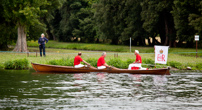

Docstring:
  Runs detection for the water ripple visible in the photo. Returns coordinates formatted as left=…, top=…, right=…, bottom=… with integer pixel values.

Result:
left=1, top=71, right=202, bottom=109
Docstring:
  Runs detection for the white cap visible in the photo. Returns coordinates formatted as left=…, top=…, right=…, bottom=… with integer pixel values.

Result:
left=135, top=50, right=139, bottom=54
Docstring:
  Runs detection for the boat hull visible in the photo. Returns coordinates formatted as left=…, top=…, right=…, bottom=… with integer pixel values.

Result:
left=31, top=63, right=170, bottom=75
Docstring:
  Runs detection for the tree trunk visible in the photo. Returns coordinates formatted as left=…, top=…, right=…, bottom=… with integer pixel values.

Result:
left=52, top=35, right=56, bottom=40
left=46, top=29, right=54, bottom=40
left=139, top=36, right=145, bottom=46
left=96, top=38, right=100, bottom=43
left=169, top=29, right=175, bottom=47
left=164, top=16, right=169, bottom=46
left=111, top=37, right=119, bottom=45
left=13, top=25, right=28, bottom=52
left=43, top=17, right=54, bottom=40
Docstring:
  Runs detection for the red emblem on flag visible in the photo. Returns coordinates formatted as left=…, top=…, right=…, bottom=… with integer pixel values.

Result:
left=157, top=54, right=165, bottom=61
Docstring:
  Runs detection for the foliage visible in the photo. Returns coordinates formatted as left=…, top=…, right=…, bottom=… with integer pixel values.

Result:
left=51, top=0, right=95, bottom=42
left=94, top=0, right=125, bottom=44
left=1, top=46, right=202, bottom=70
left=2, top=0, right=202, bottom=49
left=188, top=1, right=202, bottom=35
left=107, top=58, right=128, bottom=69
left=141, top=0, right=176, bottom=46
left=0, top=22, right=17, bottom=50
left=171, top=0, right=196, bottom=47
left=48, top=57, right=98, bottom=67
left=48, top=57, right=164, bottom=69
left=168, top=61, right=185, bottom=70
left=48, top=58, right=74, bottom=66
left=196, top=63, right=202, bottom=70
left=44, top=56, right=202, bottom=70
left=4, top=58, right=29, bottom=70
left=0, top=1, right=17, bottom=50
left=142, top=58, right=155, bottom=65
left=126, top=59, right=134, bottom=65
left=85, top=58, right=97, bottom=67
left=0, top=0, right=63, bottom=52
left=185, top=63, right=197, bottom=70
left=0, top=64, right=4, bottom=69
left=121, top=0, right=147, bottom=46
left=73, top=7, right=97, bottom=42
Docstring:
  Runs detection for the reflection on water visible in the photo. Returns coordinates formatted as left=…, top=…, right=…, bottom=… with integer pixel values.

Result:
left=0, top=69, right=202, bottom=110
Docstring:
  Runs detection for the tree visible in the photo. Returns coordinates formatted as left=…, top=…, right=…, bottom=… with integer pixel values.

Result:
left=172, top=0, right=198, bottom=47
left=54, top=0, right=90, bottom=42
left=40, top=0, right=64, bottom=40
left=49, top=9, right=62, bottom=41
left=0, top=0, right=17, bottom=50
left=141, top=0, right=176, bottom=46
left=0, top=18, right=17, bottom=50
left=94, top=0, right=126, bottom=45
left=72, top=8, right=96, bottom=42
left=121, top=0, right=148, bottom=46
left=188, top=0, right=202, bottom=35
left=72, top=0, right=99, bottom=43
left=2, top=0, right=62, bottom=52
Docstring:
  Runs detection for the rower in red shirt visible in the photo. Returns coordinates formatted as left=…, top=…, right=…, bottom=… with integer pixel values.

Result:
left=74, top=52, right=90, bottom=68
left=128, top=50, right=142, bottom=70
left=97, top=52, right=111, bottom=69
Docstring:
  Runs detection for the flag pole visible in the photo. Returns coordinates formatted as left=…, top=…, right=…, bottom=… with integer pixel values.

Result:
left=130, top=37, right=131, bottom=52
left=154, top=46, right=156, bottom=68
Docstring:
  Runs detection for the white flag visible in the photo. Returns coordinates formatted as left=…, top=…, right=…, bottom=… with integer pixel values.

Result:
left=154, top=45, right=169, bottom=64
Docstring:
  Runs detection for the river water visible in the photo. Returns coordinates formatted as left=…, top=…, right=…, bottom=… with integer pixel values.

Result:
left=0, top=69, right=202, bottom=110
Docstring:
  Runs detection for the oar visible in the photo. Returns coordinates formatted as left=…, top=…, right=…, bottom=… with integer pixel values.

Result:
left=87, top=65, right=97, bottom=69
left=109, top=66, right=120, bottom=70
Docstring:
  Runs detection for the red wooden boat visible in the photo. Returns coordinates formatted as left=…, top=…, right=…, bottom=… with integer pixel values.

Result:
left=31, top=63, right=170, bottom=75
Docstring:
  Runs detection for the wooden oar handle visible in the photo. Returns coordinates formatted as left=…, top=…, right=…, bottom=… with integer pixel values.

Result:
left=89, top=66, right=97, bottom=69
left=108, top=66, right=120, bottom=70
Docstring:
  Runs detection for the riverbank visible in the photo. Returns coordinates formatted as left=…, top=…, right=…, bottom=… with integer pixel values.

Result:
left=0, top=47, right=202, bottom=70
left=26, top=40, right=202, bottom=57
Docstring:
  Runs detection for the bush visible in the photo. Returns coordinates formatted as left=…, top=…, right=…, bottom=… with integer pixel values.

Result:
left=184, top=63, right=196, bottom=70
left=4, top=58, right=29, bottom=70
left=47, top=57, right=201, bottom=70
left=126, top=59, right=134, bottom=64
left=85, top=58, right=97, bottom=67
left=142, top=58, right=155, bottom=64
left=196, top=63, right=202, bottom=70
left=49, top=58, right=98, bottom=67
left=107, top=58, right=128, bottom=69
left=0, top=64, right=4, bottom=69
left=4, top=61, right=13, bottom=69
left=48, top=60, right=58, bottom=65
left=48, top=58, right=74, bottom=66
left=168, top=61, right=185, bottom=69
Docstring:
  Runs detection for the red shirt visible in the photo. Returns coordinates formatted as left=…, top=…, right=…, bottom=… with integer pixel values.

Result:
left=135, top=54, right=142, bottom=63
left=97, top=56, right=106, bottom=67
left=74, top=55, right=83, bottom=66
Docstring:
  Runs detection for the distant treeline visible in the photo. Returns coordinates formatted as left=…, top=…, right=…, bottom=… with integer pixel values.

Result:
left=1, top=0, right=202, bottom=50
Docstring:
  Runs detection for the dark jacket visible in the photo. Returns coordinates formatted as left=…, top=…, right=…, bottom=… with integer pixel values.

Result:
left=38, top=37, right=48, bottom=45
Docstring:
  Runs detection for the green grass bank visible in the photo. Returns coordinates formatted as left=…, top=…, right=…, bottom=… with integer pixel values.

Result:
left=0, top=41, right=202, bottom=70
left=1, top=48, right=202, bottom=70
left=27, top=40, right=202, bottom=57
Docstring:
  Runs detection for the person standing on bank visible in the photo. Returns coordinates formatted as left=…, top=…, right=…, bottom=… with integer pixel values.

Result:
left=38, top=33, right=48, bottom=57
left=128, top=50, right=142, bottom=70
left=74, top=52, right=91, bottom=68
